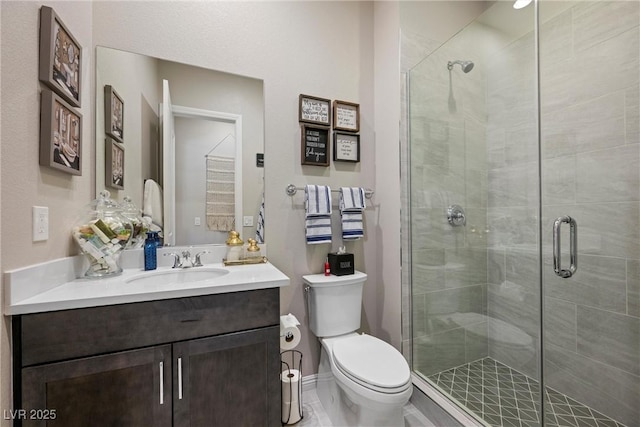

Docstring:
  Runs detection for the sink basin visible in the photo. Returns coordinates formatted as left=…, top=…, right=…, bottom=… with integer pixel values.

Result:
left=126, top=268, right=229, bottom=286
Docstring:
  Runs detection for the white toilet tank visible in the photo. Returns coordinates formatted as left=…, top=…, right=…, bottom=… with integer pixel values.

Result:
left=303, top=271, right=367, bottom=337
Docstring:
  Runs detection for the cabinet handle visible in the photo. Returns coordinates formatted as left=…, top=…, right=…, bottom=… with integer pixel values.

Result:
left=159, top=361, right=164, bottom=405
left=178, top=357, right=183, bottom=400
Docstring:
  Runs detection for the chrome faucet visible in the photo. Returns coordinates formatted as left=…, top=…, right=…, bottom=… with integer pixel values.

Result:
left=164, top=250, right=211, bottom=268
left=193, top=250, right=211, bottom=267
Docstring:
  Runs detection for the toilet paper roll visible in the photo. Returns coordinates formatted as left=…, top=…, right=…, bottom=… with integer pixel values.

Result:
left=281, top=369, right=302, bottom=424
left=280, top=314, right=301, bottom=350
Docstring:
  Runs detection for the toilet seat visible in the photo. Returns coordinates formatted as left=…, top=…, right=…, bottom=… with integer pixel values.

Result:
left=332, top=334, right=411, bottom=394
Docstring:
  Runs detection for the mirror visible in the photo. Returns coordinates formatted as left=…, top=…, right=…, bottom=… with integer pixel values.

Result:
left=95, top=47, right=264, bottom=247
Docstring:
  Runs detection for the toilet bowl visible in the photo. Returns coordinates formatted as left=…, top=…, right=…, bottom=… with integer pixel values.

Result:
left=317, top=333, right=413, bottom=426
left=303, top=272, right=412, bottom=426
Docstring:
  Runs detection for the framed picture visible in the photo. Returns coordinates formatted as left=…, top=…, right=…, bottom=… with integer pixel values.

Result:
left=299, top=94, right=331, bottom=126
left=333, top=100, right=360, bottom=132
left=333, top=132, right=360, bottom=163
left=104, top=85, right=124, bottom=143
left=301, top=124, right=330, bottom=166
left=105, top=138, right=124, bottom=190
left=40, top=88, right=82, bottom=175
left=39, top=6, right=82, bottom=108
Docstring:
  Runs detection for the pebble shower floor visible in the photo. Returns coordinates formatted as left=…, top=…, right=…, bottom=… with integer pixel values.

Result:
left=428, top=357, right=627, bottom=427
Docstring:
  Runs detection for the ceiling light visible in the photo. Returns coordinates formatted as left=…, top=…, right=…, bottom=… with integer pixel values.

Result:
left=513, top=0, right=532, bottom=9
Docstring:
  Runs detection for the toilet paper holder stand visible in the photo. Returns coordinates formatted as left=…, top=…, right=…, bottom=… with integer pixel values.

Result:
left=281, top=350, right=303, bottom=425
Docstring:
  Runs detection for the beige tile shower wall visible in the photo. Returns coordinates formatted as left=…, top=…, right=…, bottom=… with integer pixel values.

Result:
left=538, top=2, right=640, bottom=425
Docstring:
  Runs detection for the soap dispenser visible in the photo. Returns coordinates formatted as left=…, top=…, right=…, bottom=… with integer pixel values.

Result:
left=225, top=230, right=244, bottom=261
left=144, top=232, right=157, bottom=271
left=245, top=238, right=261, bottom=259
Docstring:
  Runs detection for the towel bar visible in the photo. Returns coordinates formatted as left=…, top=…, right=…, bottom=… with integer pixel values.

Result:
left=285, top=184, right=374, bottom=199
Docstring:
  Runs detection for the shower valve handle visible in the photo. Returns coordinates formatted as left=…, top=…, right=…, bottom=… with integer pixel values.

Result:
left=447, top=205, right=466, bottom=227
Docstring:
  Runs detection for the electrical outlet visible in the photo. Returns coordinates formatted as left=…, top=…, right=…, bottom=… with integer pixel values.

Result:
left=194, top=217, right=201, bottom=226
left=33, top=206, right=49, bottom=242
left=243, top=216, right=254, bottom=227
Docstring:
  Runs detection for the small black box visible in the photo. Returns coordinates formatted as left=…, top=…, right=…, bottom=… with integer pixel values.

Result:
left=328, top=252, right=354, bottom=276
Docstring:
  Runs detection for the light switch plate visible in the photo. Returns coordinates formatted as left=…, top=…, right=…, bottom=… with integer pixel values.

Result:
left=243, top=216, right=254, bottom=227
left=194, top=217, right=201, bottom=226
left=33, top=206, right=49, bottom=242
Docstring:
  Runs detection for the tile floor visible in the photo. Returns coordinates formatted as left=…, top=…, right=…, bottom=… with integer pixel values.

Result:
left=291, top=358, right=628, bottom=427
left=428, top=357, right=628, bottom=427
left=296, top=387, right=438, bottom=427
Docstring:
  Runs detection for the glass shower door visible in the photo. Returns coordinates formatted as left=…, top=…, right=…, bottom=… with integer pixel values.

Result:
left=407, top=1, right=639, bottom=426
left=539, top=2, right=640, bottom=426
left=408, top=2, right=543, bottom=425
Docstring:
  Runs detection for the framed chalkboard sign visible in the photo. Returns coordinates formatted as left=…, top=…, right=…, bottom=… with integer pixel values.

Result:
left=299, top=94, right=331, bottom=126
left=301, top=124, right=330, bottom=166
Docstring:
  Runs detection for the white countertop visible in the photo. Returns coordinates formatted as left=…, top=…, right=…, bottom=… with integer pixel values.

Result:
left=4, top=255, right=289, bottom=315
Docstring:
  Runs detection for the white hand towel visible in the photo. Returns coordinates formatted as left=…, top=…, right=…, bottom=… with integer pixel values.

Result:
left=143, top=179, right=164, bottom=228
left=305, top=185, right=332, bottom=244
left=339, top=187, right=365, bottom=240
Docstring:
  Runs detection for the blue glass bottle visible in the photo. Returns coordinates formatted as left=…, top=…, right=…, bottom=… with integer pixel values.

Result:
left=152, top=231, right=161, bottom=248
left=144, top=232, right=157, bottom=271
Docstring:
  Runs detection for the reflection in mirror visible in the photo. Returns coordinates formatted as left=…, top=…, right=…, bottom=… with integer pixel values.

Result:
left=95, top=47, right=265, bottom=247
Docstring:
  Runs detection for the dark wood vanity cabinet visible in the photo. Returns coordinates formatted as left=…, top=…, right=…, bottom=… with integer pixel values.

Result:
left=22, top=345, right=173, bottom=427
left=13, top=288, right=281, bottom=427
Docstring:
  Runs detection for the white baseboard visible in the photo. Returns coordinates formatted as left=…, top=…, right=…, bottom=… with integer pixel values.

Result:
left=301, top=374, right=317, bottom=392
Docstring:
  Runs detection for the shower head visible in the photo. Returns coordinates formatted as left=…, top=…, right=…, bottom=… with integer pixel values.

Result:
left=447, top=60, right=474, bottom=73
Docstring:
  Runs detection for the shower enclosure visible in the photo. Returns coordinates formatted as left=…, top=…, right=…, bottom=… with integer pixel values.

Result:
left=404, top=1, right=639, bottom=426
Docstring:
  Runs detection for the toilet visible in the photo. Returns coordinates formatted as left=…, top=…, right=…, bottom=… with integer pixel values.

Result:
left=303, top=271, right=412, bottom=426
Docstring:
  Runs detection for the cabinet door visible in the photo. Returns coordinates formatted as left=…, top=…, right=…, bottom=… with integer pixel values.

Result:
left=21, top=345, right=172, bottom=427
left=173, top=326, right=281, bottom=427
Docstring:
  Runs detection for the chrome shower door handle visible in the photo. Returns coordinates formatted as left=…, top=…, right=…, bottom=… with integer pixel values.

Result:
left=553, top=215, right=577, bottom=278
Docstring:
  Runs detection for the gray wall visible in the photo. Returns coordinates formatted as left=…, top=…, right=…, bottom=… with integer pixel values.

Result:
left=96, top=48, right=161, bottom=206
left=174, top=117, right=234, bottom=245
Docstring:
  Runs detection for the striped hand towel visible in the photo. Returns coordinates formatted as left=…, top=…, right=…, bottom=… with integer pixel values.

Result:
left=339, top=187, right=365, bottom=240
left=255, top=192, right=265, bottom=244
left=305, top=185, right=332, bottom=244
